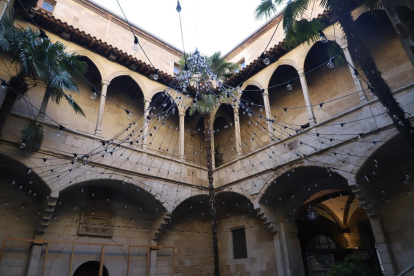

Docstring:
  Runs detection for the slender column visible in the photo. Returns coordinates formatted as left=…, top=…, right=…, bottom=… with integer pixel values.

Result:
left=179, top=112, right=185, bottom=161
left=298, top=69, right=317, bottom=125
left=262, top=89, right=274, bottom=138
left=233, top=107, right=242, bottom=158
left=341, top=44, right=367, bottom=103
left=95, top=80, right=110, bottom=136
left=142, top=99, right=151, bottom=150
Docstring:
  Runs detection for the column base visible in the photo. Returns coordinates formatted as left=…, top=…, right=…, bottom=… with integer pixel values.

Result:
left=94, top=128, right=102, bottom=137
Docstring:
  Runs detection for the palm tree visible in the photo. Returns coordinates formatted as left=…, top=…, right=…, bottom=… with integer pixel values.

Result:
left=255, top=0, right=414, bottom=149
left=180, top=50, right=237, bottom=276
left=0, top=10, right=86, bottom=150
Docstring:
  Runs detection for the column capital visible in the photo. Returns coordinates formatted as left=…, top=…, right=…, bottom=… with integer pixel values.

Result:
left=102, top=80, right=110, bottom=86
left=297, top=68, right=305, bottom=75
left=340, top=43, right=349, bottom=50
left=261, top=89, right=269, bottom=96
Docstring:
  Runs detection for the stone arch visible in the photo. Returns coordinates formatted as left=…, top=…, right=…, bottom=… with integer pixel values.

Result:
left=0, top=152, right=51, bottom=197
left=257, top=163, right=351, bottom=205
left=349, top=128, right=399, bottom=176
left=172, top=188, right=209, bottom=210
left=68, top=50, right=107, bottom=81
left=54, top=175, right=169, bottom=211
left=106, top=71, right=147, bottom=96
left=297, top=24, right=344, bottom=70
left=262, top=58, right=301, bottom=92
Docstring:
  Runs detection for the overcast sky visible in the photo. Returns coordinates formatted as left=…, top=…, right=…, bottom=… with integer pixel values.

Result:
left=96, top=0, right=271, bottom=56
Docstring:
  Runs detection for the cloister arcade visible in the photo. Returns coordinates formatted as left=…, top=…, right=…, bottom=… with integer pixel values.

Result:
left=0, top=1, right=413, bottom=275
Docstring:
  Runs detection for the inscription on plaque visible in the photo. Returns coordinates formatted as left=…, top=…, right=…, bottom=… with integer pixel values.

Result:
left=78, top=210, right=113, bottom=237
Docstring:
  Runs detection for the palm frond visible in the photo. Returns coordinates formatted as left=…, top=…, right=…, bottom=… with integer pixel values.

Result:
left=255, top=0, right=278, bottom=20
left=20, top=120, right=44, bottom=152
left=327, top=42, right=346, bottom=66
left=356, top=0, right=384, bottom=17
left=285, top=18, right=326, bottom=48
left=64, top=94, right=86, bottom=117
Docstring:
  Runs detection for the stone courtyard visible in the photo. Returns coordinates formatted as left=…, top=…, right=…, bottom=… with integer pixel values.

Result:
left=0, top=0, right=414, bottom=275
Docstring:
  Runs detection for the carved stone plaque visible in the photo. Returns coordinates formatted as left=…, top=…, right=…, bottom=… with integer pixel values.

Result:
left=78, top=210, right=113, bottom=237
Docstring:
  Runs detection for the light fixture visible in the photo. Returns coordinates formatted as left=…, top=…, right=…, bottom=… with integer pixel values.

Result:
left=1, top=79, right=7, bottom=88
left=176, top=0, right=182, bottom=12
left=317, top=103, right=324, bottom=111
left=153, top=70, right=159, bottom=80
left=319, top=30, right=328, bottom=43
left=133, top=35, right=139, bottom=50
left=91, top=86, right=97, bottom=99
left=20, top=139, right=27, bottom=149
left=286, top=81, right=292, bottom=90
left=327, top=57, right=335, bottom=69
left=34, top=29, right=47, bottom=46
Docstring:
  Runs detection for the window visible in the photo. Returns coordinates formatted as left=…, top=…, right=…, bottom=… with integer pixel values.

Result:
left=235, top=58, right=246, bottom=74
left=240, top=60, right=246, bottom=69
left=232, top=228, right=247, bottom=259
left=37, top=0, right=56, bottom=13
left=174, top=63, right=180, bottom=76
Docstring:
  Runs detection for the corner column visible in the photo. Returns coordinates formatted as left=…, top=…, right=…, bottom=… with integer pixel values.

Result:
left=142, top=99, right=151, bottom=151
left=262, top=89, right=274, bottom=138
left=95, top=80, right=110, bottom=136
left=233, top=107, right=242, bottom=158
left=298, top=69, right=317, bottom=125
left=179, top=112, right=185, bottom=161
left=341, top=44, right=367, bottom=104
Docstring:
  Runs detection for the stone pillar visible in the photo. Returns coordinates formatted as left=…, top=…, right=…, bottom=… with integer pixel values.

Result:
left=142, top=99, right=151, bottom=151
left=179, top=112, right=185, bottom=161
left=298, top=69, right=317, bottom=125
left=0, top=0, right=10, bottom=20
left=94, top=80, right=110, bottom=136
left=233, top=107, right=242, bottom=158
left=369, top=217, right=396, bottom=275
left=341, top=45, right=367, bottom=104
left=25, top=243, right=43, bottom=276
left=262, top=89, right=274, bottom=137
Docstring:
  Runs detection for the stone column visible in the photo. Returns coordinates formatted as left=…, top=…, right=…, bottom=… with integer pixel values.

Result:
left=25, top=243, right=43, bottom=276
left=262, top=89, right=274, bottom=137
left=0, top=0, right=10, bottom=20
left=298, top=69, right=317, bottom=125
left=142, top=99, right=151, bottom=150
left=369, top=217, right=396, bottom=275
left=233, top=107, right=242, bottom=158
left=95, top=80, right=110, bottom=136
left=341, top=44, right=367, bottom=104
left=179, top=112, right=185, bottom=161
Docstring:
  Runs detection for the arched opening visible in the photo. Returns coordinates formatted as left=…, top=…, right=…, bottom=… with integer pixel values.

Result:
left=304, top=42, right=358, bottom=122
left=73, top=261, right=109, bottom=276
left=146, top=92, right=179, bottom=158
left=268, top=65, right=307, bottom=137
left=261, top=166, right=382, bottom=276
left=102, top=76, right=144, bottom=139
left=42, top=56, right=102, bottom=134
left=213, top=104, right=236, bottom=166
left=355, top=12, right=414, bottom=91
left=0, top=154, right=47, bottom=273
left=184, top=110, right=206, bottom=166
left=239, top=85, right=268, bottom=154
left=356, top=134, right=414, bottom=273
